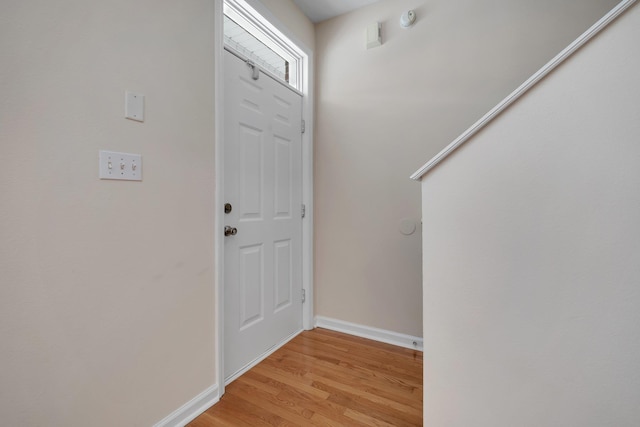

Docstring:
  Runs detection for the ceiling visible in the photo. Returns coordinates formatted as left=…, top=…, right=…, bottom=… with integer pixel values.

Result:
left=292, top=0, right=383, bottom=23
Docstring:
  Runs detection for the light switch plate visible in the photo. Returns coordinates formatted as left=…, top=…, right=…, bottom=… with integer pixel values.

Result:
left=125, top=91, right=144, bottom=122
left=99, top=150, right=142, bottom=181
left=366, top=22, right=382, bottom=49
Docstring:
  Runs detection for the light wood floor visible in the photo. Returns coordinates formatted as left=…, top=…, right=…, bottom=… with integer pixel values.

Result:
left=188, top=328, right=423, bottom=426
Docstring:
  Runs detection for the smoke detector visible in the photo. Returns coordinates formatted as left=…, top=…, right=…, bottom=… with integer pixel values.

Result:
left=400, top=10, right=416, bottom=28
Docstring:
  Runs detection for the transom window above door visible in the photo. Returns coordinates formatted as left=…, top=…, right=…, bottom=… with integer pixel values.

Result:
left=224, top=0, right=302, bottom=91
left=224, top=15, right=289, bottom=83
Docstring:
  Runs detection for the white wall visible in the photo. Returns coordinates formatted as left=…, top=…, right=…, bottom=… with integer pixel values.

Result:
left=420, top=3, right=640, bottom=425
left=0, top=0, right=314, bottom=425
left=254, top=0, right=315, bottom=50
left=0, top=1, right=217, bottom=426
left=313, top=0, right=619, bottom=337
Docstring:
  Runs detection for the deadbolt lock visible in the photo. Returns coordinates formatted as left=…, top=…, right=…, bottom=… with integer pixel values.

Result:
left=224, top=203, right=232, bottom=214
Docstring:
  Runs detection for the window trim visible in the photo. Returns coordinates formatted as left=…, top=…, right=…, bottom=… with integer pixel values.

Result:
left=224, top=0, right=304, bottom=91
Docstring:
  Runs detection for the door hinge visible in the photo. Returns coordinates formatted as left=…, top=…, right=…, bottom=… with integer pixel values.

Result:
left=301, top=204, right=306, bottom=219
left=301, top=119, right=306, bottom=134
left=302, top=289, right=306, bottom=303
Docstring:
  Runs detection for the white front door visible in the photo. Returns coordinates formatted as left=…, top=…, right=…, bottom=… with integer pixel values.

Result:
left=223, top=49, right=303, bottom=381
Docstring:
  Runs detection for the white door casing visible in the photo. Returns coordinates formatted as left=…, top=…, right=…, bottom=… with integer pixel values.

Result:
left=223, top=49, right=303, bottom=381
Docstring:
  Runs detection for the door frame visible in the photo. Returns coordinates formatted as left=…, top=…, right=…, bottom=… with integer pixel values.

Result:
left=213, top=0, right=314, bottom=398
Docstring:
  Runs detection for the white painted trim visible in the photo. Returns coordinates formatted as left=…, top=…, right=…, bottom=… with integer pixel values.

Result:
left=301, top=52, right=315, bottom=331
left=410, top=0, right=637, bottom=181
left=152, top=384, right=219, bottom=427
left=213, top=0, right=226, bottom=400
left=224, top=1, right=303, bottom=91
left=225, top=329, right=303, bottom=384
left=315, top=316, right=424, bottom=351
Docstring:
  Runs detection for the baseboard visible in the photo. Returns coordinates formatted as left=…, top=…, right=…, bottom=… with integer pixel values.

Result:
left=153, top=384, right=219, bottom=427
left=314, top=316, right=424, bottom=351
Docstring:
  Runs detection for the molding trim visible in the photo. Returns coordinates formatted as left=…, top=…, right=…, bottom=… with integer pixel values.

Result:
left=213, top=0, right=226, bottom=400
left=315, top=316, right=423, bottom=351
left=153, top=384, right=219, bottom=427
left=410, top=0, right=637, bottom=181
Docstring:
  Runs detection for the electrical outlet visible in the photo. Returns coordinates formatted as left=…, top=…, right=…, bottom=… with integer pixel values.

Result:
left=99, top=150, right=142, bottom=181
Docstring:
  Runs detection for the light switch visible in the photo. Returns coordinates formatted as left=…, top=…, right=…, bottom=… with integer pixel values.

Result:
left=125, top=91, right=144, bottom=122
left=99, top=150, right=142, bottom=181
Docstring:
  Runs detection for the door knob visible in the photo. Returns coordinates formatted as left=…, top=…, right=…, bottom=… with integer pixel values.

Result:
left=224, top=226, right=238, bottom=237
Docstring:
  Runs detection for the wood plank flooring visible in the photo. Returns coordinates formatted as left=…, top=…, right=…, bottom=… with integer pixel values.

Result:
left=189, top=328, right=423, bottom=426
